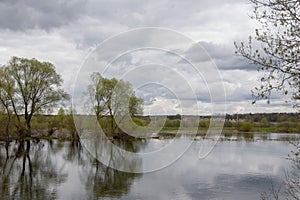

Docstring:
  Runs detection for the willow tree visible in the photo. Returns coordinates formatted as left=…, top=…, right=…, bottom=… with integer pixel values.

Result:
left=0, top=57, right=69, bottom=137
left=0, top=67, right=15, bottom=139
left=86, top=72, right=143, bottom=135
left=235, top=0, right=300, bottom=107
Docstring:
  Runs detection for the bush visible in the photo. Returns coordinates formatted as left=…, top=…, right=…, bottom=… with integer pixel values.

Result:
left=238, top=122, right=252, bottom=132
left=260, top=117, right=269, bottom=127
left=164, top=119, right=180, bottom=128
left=277, top=122, right=290, bottom=133
left=277, top=122, right=300, bottom=133
left=198, top=120, right=210, bottom=128
left=132, top=117, right=148, bottom=127
left=224, top=120, right=235, bottom=127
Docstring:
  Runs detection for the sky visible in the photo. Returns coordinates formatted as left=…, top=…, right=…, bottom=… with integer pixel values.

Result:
left=0, top=0, right=296, bottom=115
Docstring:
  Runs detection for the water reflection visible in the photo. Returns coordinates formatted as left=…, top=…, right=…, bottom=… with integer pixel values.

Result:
left=122, top=140, right=292, bottom=200
left=0, top=140, right=67, bottom=200
left=215, top=132, right=300, bottom=141
left=0, top=140, right=143, bottom=200
left=77, top=139, right=144, bottom=199
left=0, top=133, right=299, bottom=200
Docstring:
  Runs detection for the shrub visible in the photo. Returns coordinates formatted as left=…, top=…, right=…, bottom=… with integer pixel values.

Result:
left=198, top=120, right=210, bottom=128
left=132, top=117, right=148, bottom=127
left=164, top=119, right=180, bottom=128
left=277, top=122, right=290, bottom=133
left=238, top=122, right=252, bottom=132
left=224, top=120, right=235, bottom=127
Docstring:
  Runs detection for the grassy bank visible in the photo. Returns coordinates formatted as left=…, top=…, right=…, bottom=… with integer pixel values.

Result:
left=160, top=122, right=300, bottom=134
left=1, top=113, right=299, bottom=141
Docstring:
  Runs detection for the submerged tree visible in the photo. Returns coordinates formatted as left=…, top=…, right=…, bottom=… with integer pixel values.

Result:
left=0, top=67, right=15, bottom=140
left=235, top=0, right=300, bottom=107
left=0, top=57, right=69, bottom=138
left=86, top=72, right=143, bottom=136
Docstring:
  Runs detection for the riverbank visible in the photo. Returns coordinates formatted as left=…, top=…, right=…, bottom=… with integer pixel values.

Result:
left=1, top=128, right=299, bottom=142
left=159, top=126, right=300, bottom=135
left=0, top=128, right=76, bottom=141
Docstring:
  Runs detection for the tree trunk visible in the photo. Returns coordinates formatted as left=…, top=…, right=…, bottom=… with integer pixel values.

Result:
left=5, top=108, right=11, bottom=142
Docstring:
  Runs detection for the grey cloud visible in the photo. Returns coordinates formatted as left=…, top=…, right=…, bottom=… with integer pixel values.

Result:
left=0, top=0, right=295, bottom=114
left=0, top=0, right=86, bottom=30
left=184, top=41, right=257, bottom=71
left=0, top=0, right=252, bottom=47
left=76, top=0, right=252, bottom=47
left=85, top=0, right=240, bottom=27
left=137, top=85, right=176, bottom=106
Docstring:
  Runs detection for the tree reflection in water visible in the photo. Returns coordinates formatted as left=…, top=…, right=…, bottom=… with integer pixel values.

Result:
left=0, top=139, right=147, bottom=199
left=79, top=139, right=147, bottom=199
left=62, top=138, right=147, bottom=199
left=0, top=140, right=67, bottom=200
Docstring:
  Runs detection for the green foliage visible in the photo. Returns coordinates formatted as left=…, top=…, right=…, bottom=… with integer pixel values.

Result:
left=224, top=120, right=235, bottom=127
left=199, top=120, right=210, bottom=128
left=277, top=122, right=291, bottom=133
left=0, top=113, right=18, bottom=139
left=276, top=121, right=300, bottom=133
left=53, top=108, right=66, bottom=130
left=0, top=57, right=69, bottom=137
left=278, top=114, right=290, bottom=122
left=132, top=117, right=148, bottom=127
left=86, top=72, right=144, bottom=136
left=238, top=121, right=253, bottom=132
left=129, top=97, right=144, bottom=117
left=98, top=117, right=114, bottom=136
left=260, top=117, right=269, bottom=127
left=65, top=107, right=78, bottom=140
left=164, top=119, right=180, bottom=128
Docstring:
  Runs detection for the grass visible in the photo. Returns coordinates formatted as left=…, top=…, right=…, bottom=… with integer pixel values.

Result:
left=160, top=125, right=300, bottom=134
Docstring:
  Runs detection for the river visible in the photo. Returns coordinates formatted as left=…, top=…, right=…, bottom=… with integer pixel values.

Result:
left=0, top=133, right=299, bottom=200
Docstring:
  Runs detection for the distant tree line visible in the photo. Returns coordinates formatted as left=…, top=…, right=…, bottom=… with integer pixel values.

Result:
left=157, top=113, right=300, bottom=133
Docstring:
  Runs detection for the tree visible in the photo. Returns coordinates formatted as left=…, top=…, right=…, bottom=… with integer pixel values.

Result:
left=0, top=57, right=69, bottom=137
left=261, top=116, right=269, bottom=127
left=57, top=107, right=66, bottom=129
left=0, top=67, right=15, bottom=140
left=128, top=96, right=143, bottom=117
left=65, top=107, right=79, bottom=141
left=86, top=72, right=143, bottom=135
left=235, top=0, right=300, bottom=107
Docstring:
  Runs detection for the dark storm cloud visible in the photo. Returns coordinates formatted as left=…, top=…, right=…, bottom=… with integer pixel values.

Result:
left=0, top=0, right=86, bottom=30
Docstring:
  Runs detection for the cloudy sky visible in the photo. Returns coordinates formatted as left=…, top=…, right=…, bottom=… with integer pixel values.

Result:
left=0, top=0, right=296, bottom=115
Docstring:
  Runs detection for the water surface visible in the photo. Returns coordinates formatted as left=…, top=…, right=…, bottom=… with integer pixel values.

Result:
left=0, top=133, right=298, bottom=200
